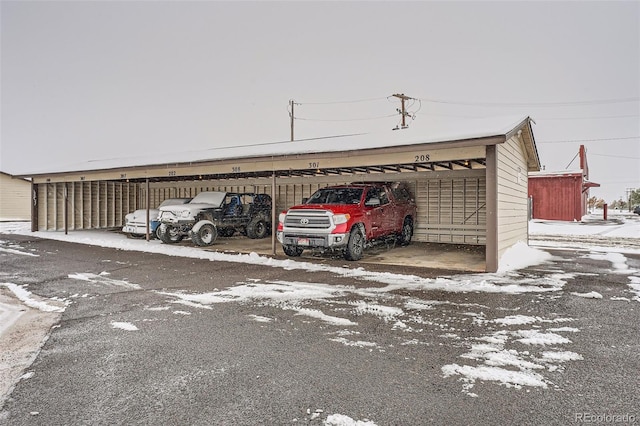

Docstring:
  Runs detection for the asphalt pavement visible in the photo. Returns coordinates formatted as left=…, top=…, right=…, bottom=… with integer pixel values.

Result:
left=0, top=233, right=638, bottom=425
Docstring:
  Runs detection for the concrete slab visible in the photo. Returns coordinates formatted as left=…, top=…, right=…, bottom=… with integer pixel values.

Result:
left=203, top=235, right=486, bottom=273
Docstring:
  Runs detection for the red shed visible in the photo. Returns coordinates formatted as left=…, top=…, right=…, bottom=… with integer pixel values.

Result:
left=528, top=145, right=599, bottom=221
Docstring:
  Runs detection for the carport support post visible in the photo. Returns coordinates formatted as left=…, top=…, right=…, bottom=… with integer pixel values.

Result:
left=485, top=145, right=498, bottom=273
left=145, top=178, right=150, bottom=241
left=31, top=182, right=38, bottom=232
left=271, top=173, right=277, bottom=255
left=64, top=183, right=68, bottom=235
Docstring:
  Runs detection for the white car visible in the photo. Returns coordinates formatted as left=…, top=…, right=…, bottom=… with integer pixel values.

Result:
left=122, top=198, right=192, bottom=238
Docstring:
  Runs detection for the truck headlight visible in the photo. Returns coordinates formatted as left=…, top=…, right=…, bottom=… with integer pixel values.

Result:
left=333, top=214, right=350, bottom=225
left=279, top=212, right=287, bottom=224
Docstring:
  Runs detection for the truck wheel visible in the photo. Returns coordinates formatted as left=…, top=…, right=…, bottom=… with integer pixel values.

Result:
left=344, top=227, right=365, bottom=261
left=283, top=245, right=304, bottom=257
left=246, top=216, right=268, bottom=239
left=192, top=223, right=217, bottom=246
left=158, top=224, right=183, bottom=244
left=398, top=218, right=413, bottom=246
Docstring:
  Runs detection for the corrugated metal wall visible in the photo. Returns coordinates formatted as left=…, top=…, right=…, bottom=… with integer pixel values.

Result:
left=528, top=174, right=583, bottom=221
left=0, top=174, right=31, bottom=221
left=36, top=171, right=487, bottom=245
left=418, top=173, right=486, bottom=244
left=37, top=181, right=138, bottom=231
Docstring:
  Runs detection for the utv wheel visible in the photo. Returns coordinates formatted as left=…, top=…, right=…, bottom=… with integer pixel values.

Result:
left=192, top=223, right=217, bottom=247
left=344, top=227, right=365, bottom=261
left=158, top=224, right=184, bottom=244
left=283, top=245, right=304, bottom=257
left=398, top=218, right=413, bottom=246
left=246, top=216, right=268, bottom=239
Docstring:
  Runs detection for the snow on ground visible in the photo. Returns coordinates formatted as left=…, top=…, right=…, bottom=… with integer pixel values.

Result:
left=1, top=211, right=639, bottom=408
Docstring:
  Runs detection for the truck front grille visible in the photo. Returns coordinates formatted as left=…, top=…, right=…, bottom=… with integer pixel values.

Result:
left=284, top=211, right=331, bottom=229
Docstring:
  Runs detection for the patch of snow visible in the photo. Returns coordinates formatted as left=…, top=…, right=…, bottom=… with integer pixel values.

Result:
left=497, top=241, right=553, bottom=273
left=68, top=273, right=141, bottom=290
left=0, top=246, right=39, bottom=257
left=295, top=308, right=357, bottom=326
left=493, top=315, right=540, bottom=326
left=0, top=283, right=66, bottom=313
left=110, top=321, right=138, bottom=331
left=570, top=291, right=603, bottom=299
left=248, top=314, right=273, bottom=323
left=585, top=252, right=636, bottom=274
left=541, top=351, right=583, bottom=362
left=328, top=337, right=378, bottom=349
left=19, top=371, right=35, bottom=380
left=324, top=413, right=378, bottom=426
left=442, top=363, right=548, bottom=389
left=514, top=330, right=571, bottom=345
left=628, top=276, right=640, bottom=302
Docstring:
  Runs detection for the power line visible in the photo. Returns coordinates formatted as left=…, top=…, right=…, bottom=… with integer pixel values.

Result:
left=416, top=96, right=639, bottom=108
left=294, top=114, right=397, bottom=122
left=295, top=96, right=389, bottom=105
left=537, top=114, right=639, bottom=121
left=590, top=153, right=640, bottom=160
left=538, top=136, right=640, bottom=144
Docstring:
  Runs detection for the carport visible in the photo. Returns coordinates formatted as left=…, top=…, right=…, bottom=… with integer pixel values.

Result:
left=20, top=115, right=540, bottom=272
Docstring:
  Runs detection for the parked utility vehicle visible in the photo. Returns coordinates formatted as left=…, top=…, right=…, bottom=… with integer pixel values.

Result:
left=277, top=182, right=416, bottom=260
left=157, top=191, right=272, bottom=246
left=122, top=198, right=192, bottom=239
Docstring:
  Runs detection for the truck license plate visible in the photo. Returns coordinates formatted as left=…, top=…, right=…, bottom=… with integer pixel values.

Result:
left=297, top=238, right=310, bottom=246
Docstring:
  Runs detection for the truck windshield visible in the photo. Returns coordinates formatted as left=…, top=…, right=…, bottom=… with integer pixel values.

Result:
left=306, top=188, right=363, bottom=205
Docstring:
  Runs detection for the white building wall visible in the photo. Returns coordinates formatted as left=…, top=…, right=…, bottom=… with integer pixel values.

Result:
left=0, top=173, right=31, bottom=221
left=496, top=135, right=530, bottom=261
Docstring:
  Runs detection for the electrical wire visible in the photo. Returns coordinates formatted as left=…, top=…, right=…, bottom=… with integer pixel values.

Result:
left=294, top=114, right=398, bottom=122
left=416, top=96, right=639, bottom=107
left=295, top=97, right=389, bottom=105
left=537, top=114, right=639, bottom=121
left=590, top=153, right=640, bottom=160
left=537, top=136, right=640, bottom=144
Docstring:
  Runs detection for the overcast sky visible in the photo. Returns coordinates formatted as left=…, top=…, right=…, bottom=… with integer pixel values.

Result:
left=1, top=1, right=638, bottom=203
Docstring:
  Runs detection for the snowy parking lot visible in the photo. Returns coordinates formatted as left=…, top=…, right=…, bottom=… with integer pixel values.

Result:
left=0, top=212, right=639, bottom=425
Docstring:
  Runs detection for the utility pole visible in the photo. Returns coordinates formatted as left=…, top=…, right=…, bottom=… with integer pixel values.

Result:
left=392, top=93, right=413, bottom=129
left=289, top=99, right=295, bottom=141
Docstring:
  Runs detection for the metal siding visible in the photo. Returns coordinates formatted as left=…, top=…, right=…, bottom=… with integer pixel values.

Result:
left=0, top=174, right=31, bottom=220
left=496, top=136, right=530, bottom=263
left=416, top=171, right=486, bottom=244
left=528, top=174, right=583, bottom=221
left=33, top=171, right=490, bottom=246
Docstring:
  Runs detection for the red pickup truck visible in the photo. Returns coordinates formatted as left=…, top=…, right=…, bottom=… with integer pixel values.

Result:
left=277, top=182, right=417, bottom=261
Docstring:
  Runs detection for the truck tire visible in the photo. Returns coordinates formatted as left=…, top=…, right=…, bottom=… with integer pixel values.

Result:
left=283, top=245, right=304, bottom=257
left=398, top=217, right=413, bottom=246
left=246, top=216, right=268, bottom=239
left=158, top=224, right=183, bottom=244
left=192, top=223, right=217, bottom=246
left=344, top=226, right=365, bottom=261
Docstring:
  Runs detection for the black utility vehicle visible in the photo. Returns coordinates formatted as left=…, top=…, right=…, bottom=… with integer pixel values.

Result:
left=157, top=191, right=272, bottom=246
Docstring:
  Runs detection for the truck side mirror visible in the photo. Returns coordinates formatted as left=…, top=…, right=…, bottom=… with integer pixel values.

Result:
left=301, top=197, right=309, bottom=204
